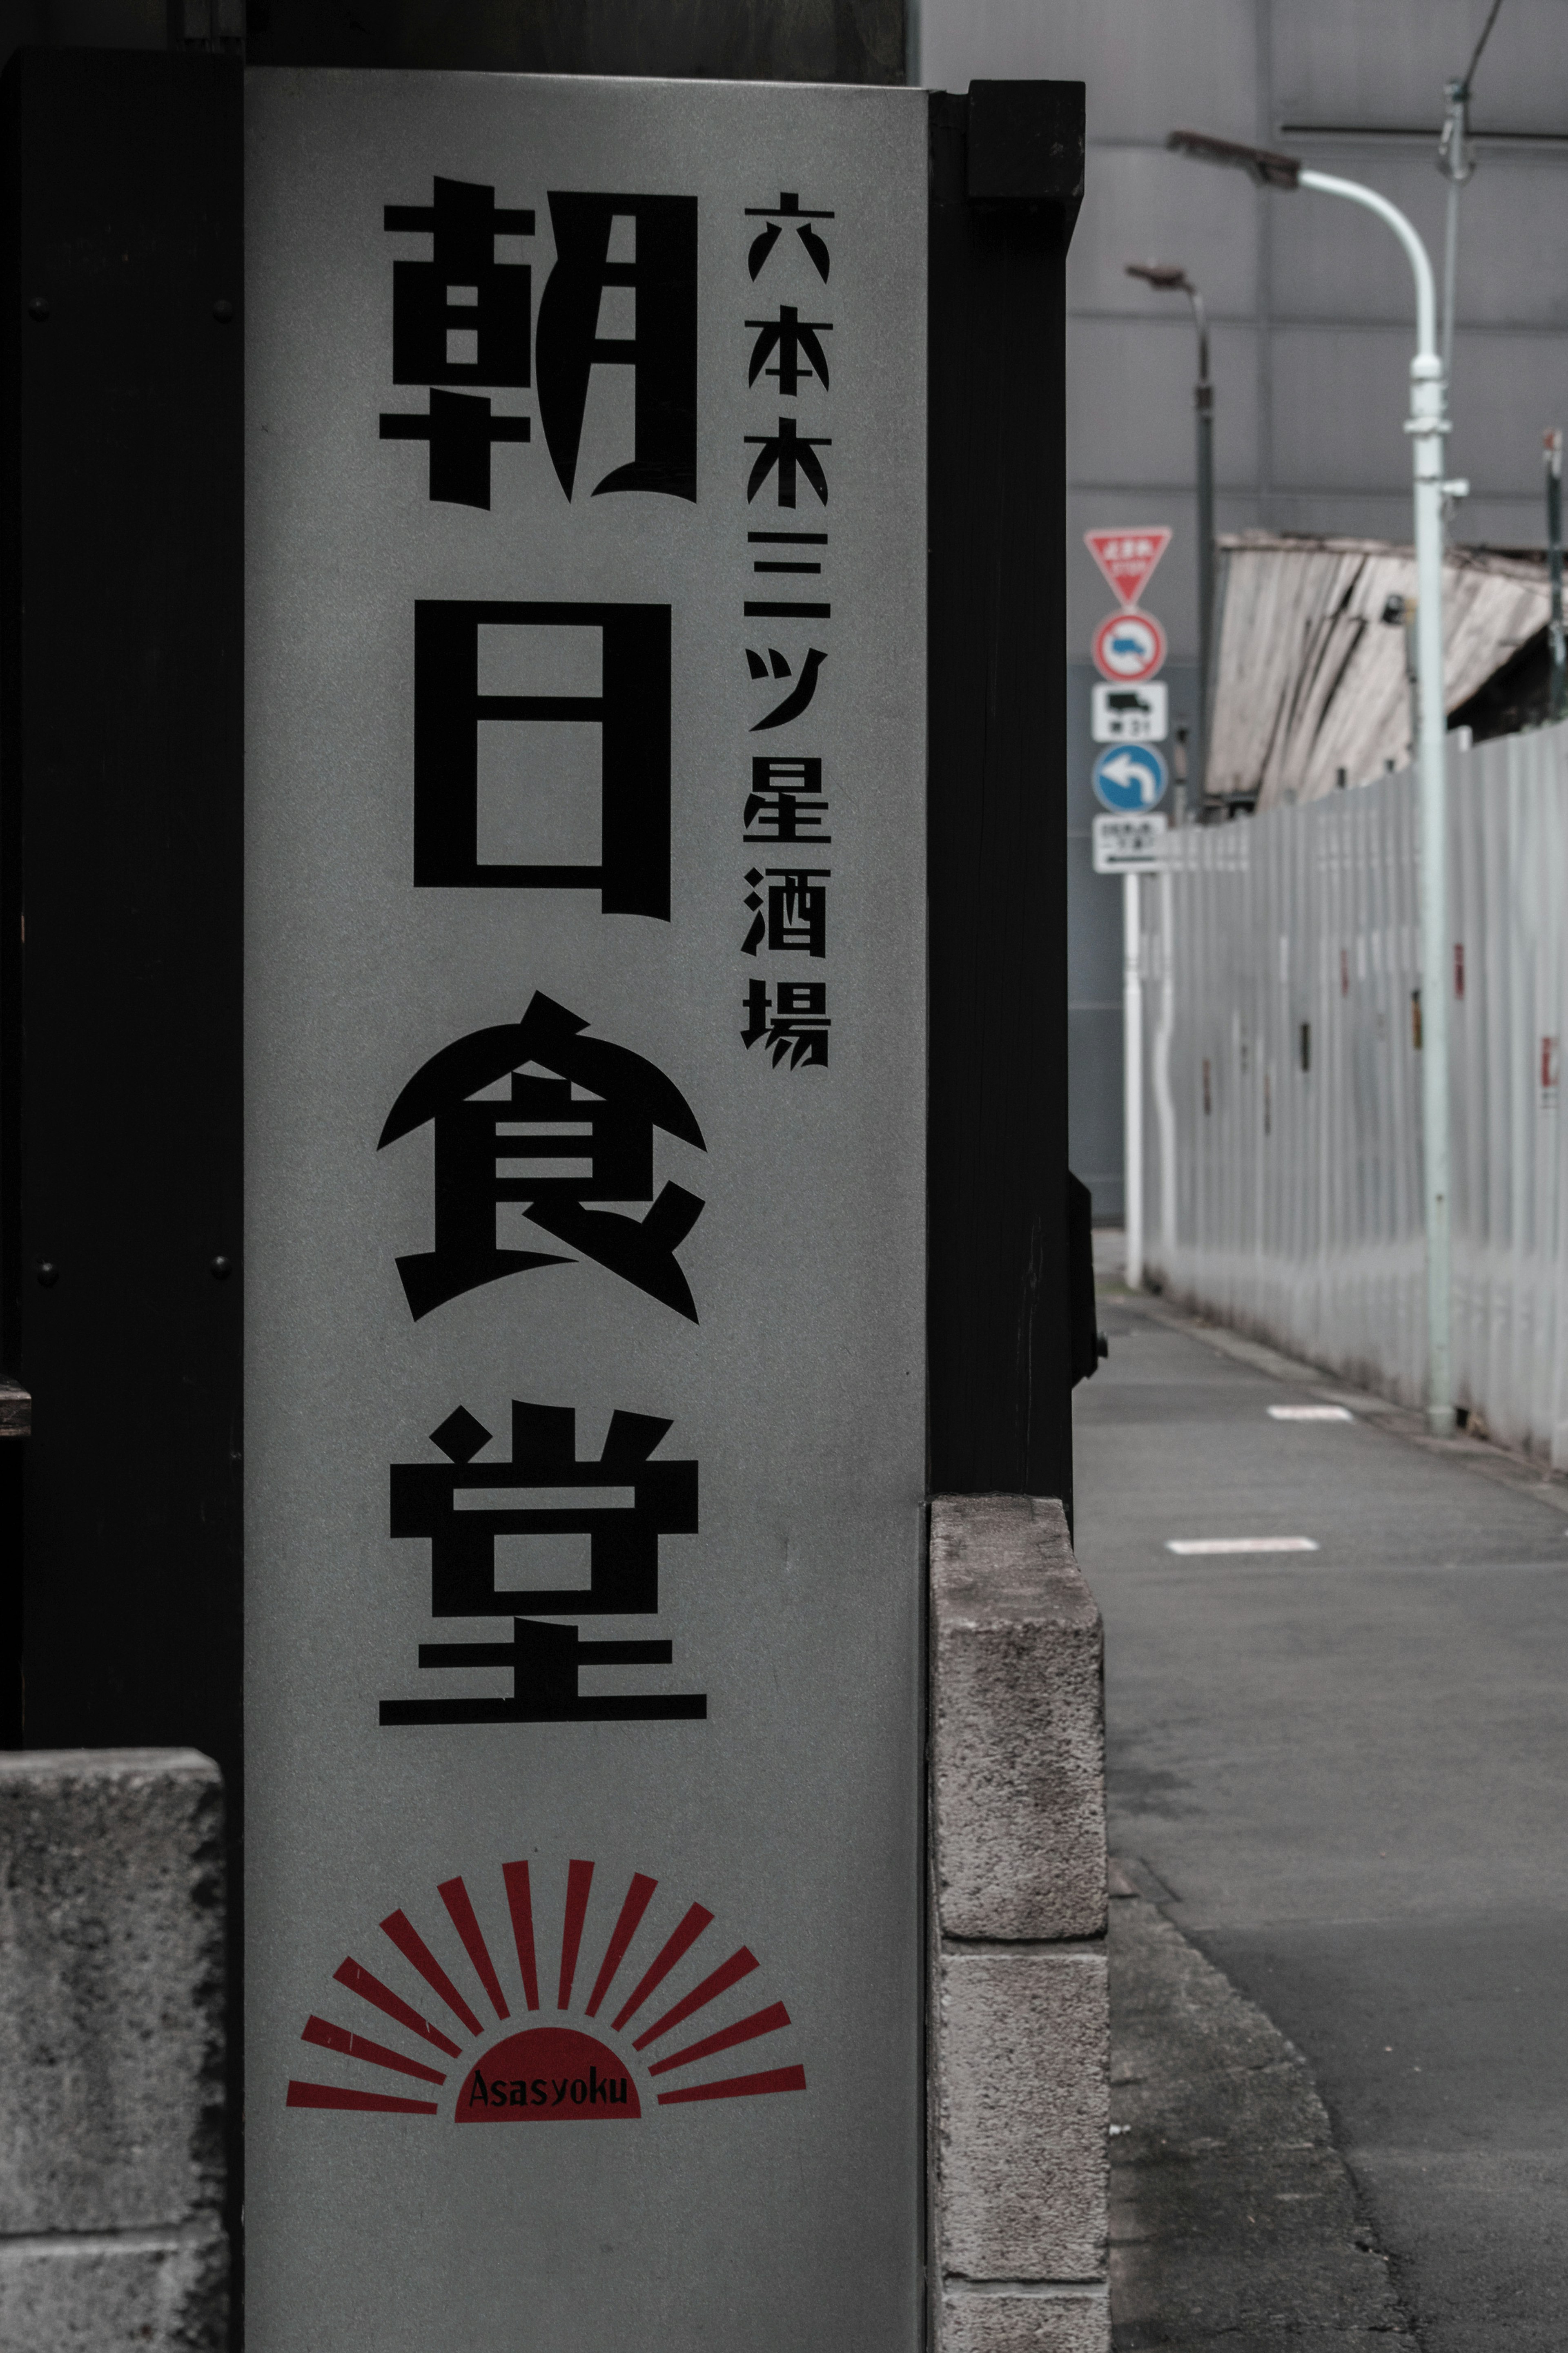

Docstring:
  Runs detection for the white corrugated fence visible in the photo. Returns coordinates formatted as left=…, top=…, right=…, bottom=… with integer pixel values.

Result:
left=1139, top=718, right=1568, bottom=1463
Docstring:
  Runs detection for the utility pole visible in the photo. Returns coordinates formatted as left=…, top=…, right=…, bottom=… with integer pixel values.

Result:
left=1126, top=262, right=1213, bottom=787
left=1168, top=127, right=1462, bottom=1436
left=1436, top=0, right=1504, bottom=474
left=1123, top=870, right=1144, bottom=1290
left=1546, top=428, right=1566, bottom=724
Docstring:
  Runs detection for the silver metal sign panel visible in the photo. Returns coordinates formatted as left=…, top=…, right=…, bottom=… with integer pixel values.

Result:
left=244, top=69, right=927, bottom=2351
left=1092, top=812, right=1168, bottom=872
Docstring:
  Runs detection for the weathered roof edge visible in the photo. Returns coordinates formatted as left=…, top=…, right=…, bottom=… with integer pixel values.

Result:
left=1218, top=529, right=1546, bottom=584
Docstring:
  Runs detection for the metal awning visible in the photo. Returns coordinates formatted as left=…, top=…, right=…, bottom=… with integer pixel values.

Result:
left=1205, top=531, right=1549, bottom=811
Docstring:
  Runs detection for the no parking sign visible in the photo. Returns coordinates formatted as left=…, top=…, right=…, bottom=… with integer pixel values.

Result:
left=1091, top=607, right=1166, bottom=683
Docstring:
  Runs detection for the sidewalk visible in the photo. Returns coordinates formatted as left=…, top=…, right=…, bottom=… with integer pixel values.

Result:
left=1076, top=1242, right=1568, bottom=2353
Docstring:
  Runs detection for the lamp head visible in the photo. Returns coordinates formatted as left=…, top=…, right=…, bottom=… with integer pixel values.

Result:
left=1167, top=128, right=1301, bottom=190
left=1126, top=261, right=1193, bottom=292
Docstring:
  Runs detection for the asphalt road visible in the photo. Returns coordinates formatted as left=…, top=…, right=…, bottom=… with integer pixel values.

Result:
left=1074, top=1274, right=1568, bottom=2353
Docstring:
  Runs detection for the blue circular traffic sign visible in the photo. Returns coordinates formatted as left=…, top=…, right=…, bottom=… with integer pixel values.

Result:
left=1091, top=741, right=1168, bottom=812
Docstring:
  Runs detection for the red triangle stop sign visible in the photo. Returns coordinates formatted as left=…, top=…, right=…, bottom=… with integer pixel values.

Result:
left=1084, top=526, right=1172, bottom=609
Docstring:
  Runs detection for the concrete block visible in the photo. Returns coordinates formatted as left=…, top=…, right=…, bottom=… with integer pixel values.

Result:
left=938, top=1949, right=1109, bottom=2282
left=931, top=1496, right=1106, bottom=1940
left=0, top=1749, right=224, bottom=2236
left=0, top=2225, right=227, bottom=2352
left=942, top=2285, right=1110, bottom=2353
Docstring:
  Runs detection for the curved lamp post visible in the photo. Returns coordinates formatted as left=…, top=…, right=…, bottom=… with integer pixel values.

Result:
left=1167, top=129, right=1462, bottom=1436
left=1126, top=261, right=1214, bottom=790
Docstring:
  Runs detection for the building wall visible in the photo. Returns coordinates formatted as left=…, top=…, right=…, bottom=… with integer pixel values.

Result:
left=919, top=0, right=1568, bottom=1218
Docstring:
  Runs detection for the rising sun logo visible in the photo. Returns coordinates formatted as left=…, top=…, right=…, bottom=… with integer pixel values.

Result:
left=286, top=1858, right=806, bottom=2123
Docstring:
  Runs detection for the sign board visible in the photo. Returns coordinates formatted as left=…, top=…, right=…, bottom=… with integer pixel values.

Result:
left=1083, top=525, right=1170, bottom=608
left=1091, top=679, right=1167, bottom=743
left=245, top=71, right=927, bottom=2351
left=1092, top=812, right=1168, bottom=872
left=1091, top=607, right=1166, bottom=683
left=1092, top=741, right=1169, bottom=812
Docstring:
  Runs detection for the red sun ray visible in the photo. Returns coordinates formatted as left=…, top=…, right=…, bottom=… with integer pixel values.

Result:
left=380, top=1908, right=483, bottom=2036
left=288, top=2081, right=439, bottom=2116
left=558, top=1859, right=595, bottom=2010
left=437, top=1876, right=510, bottom=2021
left=646, top=1999, right=791, bottom=2078
left=611, top=1902, right=713, bottom=2032
left=656, top=2064, right=807, bottom=2107
left=502, top=1861, right=541, bottom=2011
left=633, top=1946, right=758, bottom=2051
left=333, top=1957, right=463, bottom=2060
left=301, top=2014, right=447, bottom=2087
left=584, top=1871, right=658, bottom=2019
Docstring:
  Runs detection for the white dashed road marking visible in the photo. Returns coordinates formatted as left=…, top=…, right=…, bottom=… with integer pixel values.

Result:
left=1165, top=1536, right=1321, bottom=1556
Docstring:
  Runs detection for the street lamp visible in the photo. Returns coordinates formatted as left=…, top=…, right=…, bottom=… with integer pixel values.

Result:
left=1168, top=126, right=1462, bottom=1437
left=1126, top=261, right=1214, bottom=792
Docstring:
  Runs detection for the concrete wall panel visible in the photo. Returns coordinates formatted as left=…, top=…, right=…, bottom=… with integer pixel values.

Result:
left=1269, top=153, right=1452, bottom=325
left=942, top=2286, right=1110, bottom=2353
left=922, top=0, right=1260, bottom=146
left=1274, top=149, right=1568, bottom=330
left=1261, top=488, right=1415, bottom=543
left=0, top=1749, right=226, bottom=2352
left=0, top=2229, right=227, bottom=2353
left=931, top=1496, right=1106, bottom=1941
left=1447, top=331, right=1568, bottom=500
left=1068, top=320, right=1259, bottom=497
left=0, top=1749, right=224, bottom=2239
left=938, top=1951, right=1110, bottom=2281
left=1270, top=324, right=1416, bottom=491
left=1272, top=0, right=1568, bottom=134
left=1068, top=144, right=1260, bottom=318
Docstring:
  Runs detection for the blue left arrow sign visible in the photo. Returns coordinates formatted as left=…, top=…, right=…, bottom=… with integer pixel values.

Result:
left=1091, top=742, right=1168, bottom=813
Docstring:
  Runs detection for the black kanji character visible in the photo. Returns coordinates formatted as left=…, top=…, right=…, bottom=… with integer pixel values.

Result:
left=381, top=1619, right=705, bottom=1726
left=414, top=600, right=670, bottom=917
left=741, top=867, right=829, bottom=959
left=746, top=306, right=832, bottom=396
left=380, top=389, right=532, bottom=510
left=745, top=192, right=834, bottom=283
left=741, top=980, right=831, bottom=1069
left=384, top=176, right=535, bottom=386
left=744, top=757, right=830, bottom=842
left=391, top=1397, right=696, bottom=1618
left=379, top=177, right=535, bottom=506
left=745, top=416, right=830, bottom=508
left=535, top=194, right=697, bottom=501
left=380, top=1398, right=704, bottom=1726
left=377, top=992, right=706, bottom=1321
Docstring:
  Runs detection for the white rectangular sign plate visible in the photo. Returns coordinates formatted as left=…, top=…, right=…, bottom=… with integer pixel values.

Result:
left=245, top=69, right=927, bottom=2352
left=1093, top=812, right=1169, bottom=872
left=1091, top=678, right=1167, bottom=742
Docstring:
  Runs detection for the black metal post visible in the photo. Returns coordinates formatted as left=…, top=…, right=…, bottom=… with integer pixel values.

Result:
left=1194, top=313, right=1214, bottom=787
left=0, top=33, right=245, bottom=2253
left=927, top=80, right=1083, bottom=1510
